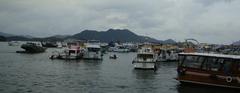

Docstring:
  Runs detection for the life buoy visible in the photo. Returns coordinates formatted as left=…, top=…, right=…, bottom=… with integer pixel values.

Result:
left=226, top=76, right=232, bottom=83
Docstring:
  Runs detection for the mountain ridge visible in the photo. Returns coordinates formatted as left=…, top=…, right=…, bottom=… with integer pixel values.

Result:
left=0, top=29, right=177, bottom=44
left=70, top=29, right=160, bottom=43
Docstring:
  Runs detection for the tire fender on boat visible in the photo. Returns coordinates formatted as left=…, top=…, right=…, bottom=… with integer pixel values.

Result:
left=226, top=76, right=233, bottom=83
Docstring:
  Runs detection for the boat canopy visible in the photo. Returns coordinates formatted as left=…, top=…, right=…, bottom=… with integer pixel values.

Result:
left=179, top=53, right=240, bottom=60
left=86, top=45, right=101, bottom=48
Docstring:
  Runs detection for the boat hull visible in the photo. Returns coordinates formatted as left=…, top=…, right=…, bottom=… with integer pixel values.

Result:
left=83, top=52, right=102, bottom=60
left=176, top=69, right=240, bottom=89
left=133, top=62, right=156, bottom=69
left=20, top=44, right=46, bottom=53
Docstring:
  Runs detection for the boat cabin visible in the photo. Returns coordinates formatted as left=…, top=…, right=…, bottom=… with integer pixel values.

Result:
left=132, top=47, right=156, bottom=70
left=134, top=48, right=156, bottom=63
left=86, top=45, right=101, bottom=52
left=177, top=53, right=240, bottom=88
left=136, top=53, right=155, bottom=62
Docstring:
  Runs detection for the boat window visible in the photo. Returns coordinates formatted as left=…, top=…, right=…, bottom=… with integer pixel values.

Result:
left=182, top=56, right=203, bottom=68
left=178, top=55, right=184, bottom=66
left=69, top=50, right=77, bottom=54
left=202, top=57, right=220, bottom=71
left=137, top=54, right=153, bottom=58
left=202, top=58, right=232, bottom=72
left=222, top=59, right=233, bottom=75
left=88, top=48, right=100, bottom=52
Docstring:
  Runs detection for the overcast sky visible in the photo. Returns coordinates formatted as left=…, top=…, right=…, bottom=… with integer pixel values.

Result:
left=0, top=0, right=239, bottom=44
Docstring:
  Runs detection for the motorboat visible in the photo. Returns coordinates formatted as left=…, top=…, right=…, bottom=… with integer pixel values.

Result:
left=49, top=41, right=85, bottom=60
left=109, top=54, right=118, bottom=59
left=176, top=52, right=240, bottom=89
left=17, top=42, right=46, bottom=53
left=132, top=47, right=157, bottom=70
left=83, top=40, right=103, bottom=60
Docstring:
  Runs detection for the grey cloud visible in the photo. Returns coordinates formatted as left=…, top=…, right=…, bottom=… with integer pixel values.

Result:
left=0, top=0, right=239, bottom=44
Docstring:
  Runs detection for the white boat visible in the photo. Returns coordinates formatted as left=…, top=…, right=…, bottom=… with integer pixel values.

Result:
left=108, top=43, right=130, bottom=52
left=50, top=41, right=85, bottom=60
left=83, top=40, right=103, bottom=60
left=132, top=47, right=157, bottom=70
left=50, top=46, right=85, bottom=60
left=8, top=41, right=20, bottom=46
left=156, top=49, right=178, bottom=62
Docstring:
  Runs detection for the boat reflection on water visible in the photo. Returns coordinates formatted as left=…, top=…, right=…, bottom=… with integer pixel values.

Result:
left=132, top=70, right=159, bottom=93
left=132, top=69, right=157, bottom=79
left=177, top=83, right=239, bottom=93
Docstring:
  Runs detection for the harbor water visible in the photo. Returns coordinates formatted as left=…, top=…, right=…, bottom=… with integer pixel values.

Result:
left=0, top=42, right=238, bottom=93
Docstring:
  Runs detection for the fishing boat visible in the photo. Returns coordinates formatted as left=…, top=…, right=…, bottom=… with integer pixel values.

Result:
left=50, top=41, right=85, bottom=60
left=17, top=42, right=46, bottom=53
left=83, top=40, right=103, bottom=60
left=176, top=52, right=240, bottom=89
left=132, top=47, right=157, bottom=70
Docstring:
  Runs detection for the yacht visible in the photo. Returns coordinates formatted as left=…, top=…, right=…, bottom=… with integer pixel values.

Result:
left=83, top=40, right=103, bottom=60
left=132, top=47, right=157, bottom=70
left=50, top=41, right=85, bottom=60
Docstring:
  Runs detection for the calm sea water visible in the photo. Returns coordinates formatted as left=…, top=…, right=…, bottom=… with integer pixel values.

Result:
left=0, top=42, right=238, bottom=93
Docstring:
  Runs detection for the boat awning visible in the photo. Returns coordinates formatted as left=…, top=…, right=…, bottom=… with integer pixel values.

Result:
left=86, top=45, right=101, bottom=48
left=179, top=52, right=240, bottom=60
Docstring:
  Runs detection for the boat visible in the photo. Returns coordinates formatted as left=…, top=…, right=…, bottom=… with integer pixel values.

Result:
left=132, top=47, right=157, bottom=70
left=156, top=49, right=179, bottom=62
left=50, top=41, right=85, bottom=60
left=109, top=54, right=118, bottom=59
left=17, top=42, right=46, bottom=53
left=8, top=41, right=20, bottom=46
left=41, top=42, right=58, bottom=48
left=108, top=43, right=130, bottom=53
left=83, top=40, right=103, bottom=60
left=52, top=46, right=84, bottom=60
left=176, top=52, right=240, bottom=89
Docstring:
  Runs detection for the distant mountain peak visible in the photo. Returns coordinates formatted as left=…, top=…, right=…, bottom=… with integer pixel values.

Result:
left=163, top=39, right=177, bottom=44
left=1, top=29, right=176, bottom=43
left=71, top=29, right=159, bottom=43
